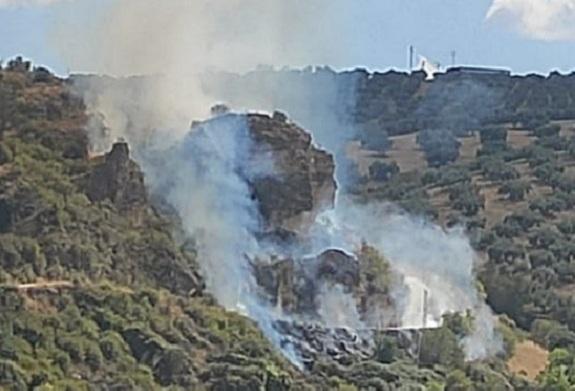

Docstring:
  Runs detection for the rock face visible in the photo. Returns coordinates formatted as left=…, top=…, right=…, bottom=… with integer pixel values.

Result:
left=247, top=113, right=336, bottom=233
left=274, top=320, right=374, bottom=368
left=253, top=249, right=360, bottom=316
left=87, top=142, right=147, bottom=210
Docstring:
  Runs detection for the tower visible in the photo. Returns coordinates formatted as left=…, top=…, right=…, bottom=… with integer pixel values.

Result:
left=408, top=45, right=415, bottom=71
left=422, top=289, right=429, bottom=329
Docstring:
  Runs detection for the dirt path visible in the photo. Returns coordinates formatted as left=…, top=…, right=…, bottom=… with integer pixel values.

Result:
left=4, top=280, right=75, bottom=291
left=508, top=340, right=549, bottom=381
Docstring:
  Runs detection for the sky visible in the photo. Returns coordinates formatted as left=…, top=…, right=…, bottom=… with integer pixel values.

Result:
left=1, top=0, right=575, bottom=76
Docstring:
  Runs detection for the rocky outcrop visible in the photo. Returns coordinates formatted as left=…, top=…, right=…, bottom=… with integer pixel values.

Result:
left=274, top=320, right=374, bottom=368
left=252, top=249, right=360, bottom=316
left=122, top=328, right=196, bottom=387
left=87, top=142, right=147, bottom=211
left=247, top=113, right=336, bottom=233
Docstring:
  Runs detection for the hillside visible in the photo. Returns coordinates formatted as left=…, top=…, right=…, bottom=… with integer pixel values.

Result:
left=1, top=57, right=575, bottom=390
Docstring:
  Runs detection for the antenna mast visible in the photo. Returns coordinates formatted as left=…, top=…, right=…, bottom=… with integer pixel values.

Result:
left=422, top=289, right=429, bottom=329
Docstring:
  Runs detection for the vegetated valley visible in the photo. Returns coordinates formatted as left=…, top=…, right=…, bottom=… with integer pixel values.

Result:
left=1, top=57, right=575, bottom=390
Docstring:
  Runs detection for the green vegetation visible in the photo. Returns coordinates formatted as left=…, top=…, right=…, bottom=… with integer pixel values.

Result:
left=354, top=86, right=575, bottom=389
left=6, top=59, right=575, bottom=389
left=0, top=61, right=302, bottom=390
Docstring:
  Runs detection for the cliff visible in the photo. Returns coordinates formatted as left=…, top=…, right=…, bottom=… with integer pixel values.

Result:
left=247, top=112, right=337, bottom=233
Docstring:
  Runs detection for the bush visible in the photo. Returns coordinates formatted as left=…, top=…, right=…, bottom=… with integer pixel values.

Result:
left=557, top=219, right=575, bottom=235
left=373, top=334, right=397, bottom=364
left=56, top=336, right=84, bottom=361
left=529, top=250, right=556, bottom=269
left=419, top=327, right=464, bottom=369
left=479, top=126, right=507, bottom=145
left=84, top=342, right=104, bottom=371
left=100, top=331, right=129, bottom=362
left=360, top=127, right=391, bottom=152
left=498, top=180, right=531, bottom=201
left=504, top=210, right=542, bottom=230
left=368, top=161, right=399, bottom=182
left=482, top=159, right=519, bottom=181
left=448, top=183, right=485, bottom=216
left=417, top=129, right=461, bottom=167
left=445, top=370, right=472, bottom=391
left=533, top=124, right=561, bottom=138
left=0, top=143, right=13, bottom=164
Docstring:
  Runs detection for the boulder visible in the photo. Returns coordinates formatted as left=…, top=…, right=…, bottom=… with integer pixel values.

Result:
left=316, top=249, right=360, bottom=288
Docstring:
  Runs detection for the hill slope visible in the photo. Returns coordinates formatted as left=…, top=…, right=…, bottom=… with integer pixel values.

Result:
left=2, top=58, right=573, bottom=390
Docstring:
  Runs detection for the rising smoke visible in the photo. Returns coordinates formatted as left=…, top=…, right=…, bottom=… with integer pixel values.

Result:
left=59, top=0, right=501, bottom=364
left=308, top=200, right=502, bottom=358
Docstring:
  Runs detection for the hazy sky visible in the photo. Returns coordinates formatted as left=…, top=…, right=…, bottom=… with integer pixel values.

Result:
left=2, top=0, right=575, bottom=75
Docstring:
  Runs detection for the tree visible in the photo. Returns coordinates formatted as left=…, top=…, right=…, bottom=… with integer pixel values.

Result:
left=538, top=348, right=575, bottom=390
left=448, top=183, right=485, bottom=216
left=493, top=220, right=522, bottom=238
left=529, top=250, right=556, bottom=269
left=479, top=126, right=507, bottom=146
left=0, top=143, right=13, bottom=165
left=368, top=161, right=399, bottom=182
left=530, top=197, right=565, bottom=218
left=557, top=219, right=575, bottom=235
left=533, top=163, right=564, bottom=185
left=520, top=111, right=550, bottom=130
left=533, top=124, right=561, bottom=138
left=482, top=159, right=519, bottom=181
left=360, top=127, right=391, bottom=152
left=527, top=146, right=557, bottom=168
left=445, top=370, right=472, bottom=391
left=417, top=128, right=461, bottom=167
left=210, top=104, right=230, bottom=117
left=419, top=326, right=465, bottom=369
left=373, top=334, right=397, bottom=364
left=504, top=210, right=542, bottom=231
left=0, top=80, right=17, bottom=138
left=528, top=228, right=558, bottom=249
left=498, top=180, right=532, bottom=201
left=487, top=238, right=525, bottom=264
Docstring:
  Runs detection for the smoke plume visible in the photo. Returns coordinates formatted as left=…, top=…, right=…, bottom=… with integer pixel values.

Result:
left=61, top=0, right=501, bottom=364
left=308, top=199, right=502, bottom=359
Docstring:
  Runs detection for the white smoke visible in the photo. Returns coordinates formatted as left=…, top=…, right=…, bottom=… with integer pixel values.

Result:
left=140, top=115, right=261, bottom=308
left=316, top=283, right=365, bottom=329
left=486, top=0, right=575, bottom=41
left=308, top=199, right=502, bottom=359
left=55, top=0, right=502, bottom=364
left=51, top=0, right=362, bottom=148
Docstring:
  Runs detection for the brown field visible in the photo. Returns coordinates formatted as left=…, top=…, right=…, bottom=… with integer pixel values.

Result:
left=508, top=130, right=535, bottom=149
left=346, top=141, right=380, bottom=176
left=350, top=127, right=570, bottom=230
left=385, top=133, right=427, bottom=173
left=507, top=340, right=549, bottom=381
left=555, top=119, right=575, bottom=138
left=458, top=134, right=480, bottom=163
